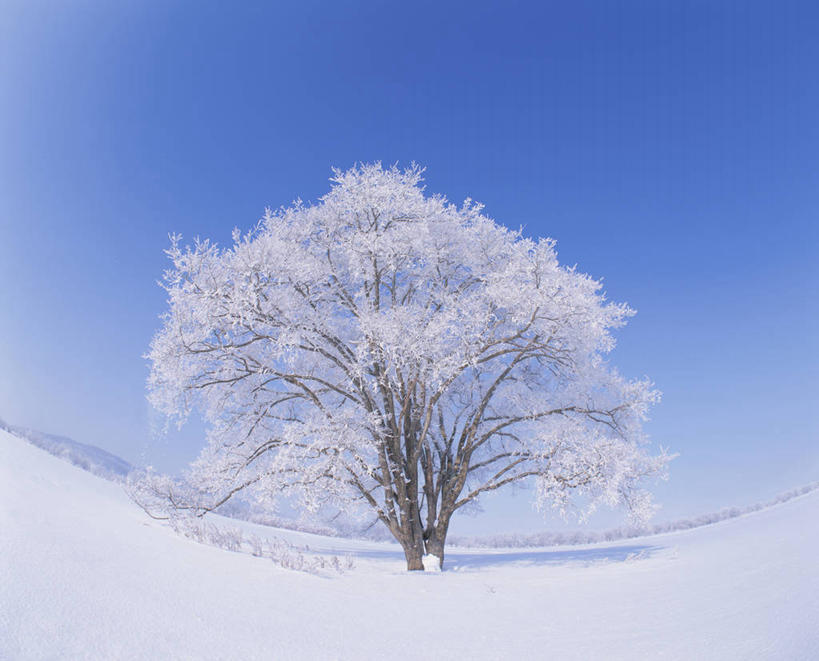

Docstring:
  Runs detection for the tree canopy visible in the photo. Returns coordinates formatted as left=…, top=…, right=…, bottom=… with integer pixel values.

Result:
left=147, top=163, right=670, bottom=570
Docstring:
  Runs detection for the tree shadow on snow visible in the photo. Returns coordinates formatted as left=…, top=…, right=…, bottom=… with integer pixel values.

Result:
left=344, top=543, right=664, bottom=570
left=444, top=544, right=664, bottom=570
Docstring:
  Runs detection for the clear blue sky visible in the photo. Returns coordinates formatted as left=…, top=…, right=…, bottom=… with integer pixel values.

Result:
left=1, top=0, right=817, bottom=534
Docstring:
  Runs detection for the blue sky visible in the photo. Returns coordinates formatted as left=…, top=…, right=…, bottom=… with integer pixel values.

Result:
left=1, top=1, right=817, bottom=534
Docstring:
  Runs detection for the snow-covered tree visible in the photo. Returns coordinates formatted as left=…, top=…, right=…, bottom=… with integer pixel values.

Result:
left=147, top=163, right=670, bottom=570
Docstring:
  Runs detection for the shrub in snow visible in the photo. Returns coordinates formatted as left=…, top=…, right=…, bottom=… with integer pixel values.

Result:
left=165, top=514, right=350, bottom=575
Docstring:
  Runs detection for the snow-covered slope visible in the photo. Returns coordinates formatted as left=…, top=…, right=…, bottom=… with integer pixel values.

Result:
left=0, top=419, right=132, bottom=481
left=1, top=428, right=817, bottom=660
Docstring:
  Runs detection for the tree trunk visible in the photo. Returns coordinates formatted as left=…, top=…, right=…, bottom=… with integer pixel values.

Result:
left=424, top=533, right=445, bottom=569
left=402, top=535, right=426, bottom=571
left=424, top=513, right=452, bottom=570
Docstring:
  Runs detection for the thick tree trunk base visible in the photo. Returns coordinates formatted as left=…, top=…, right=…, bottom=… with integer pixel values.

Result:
left=397, top=522, right=450, bottom=571
left=403, top=540, right=426, bottom=570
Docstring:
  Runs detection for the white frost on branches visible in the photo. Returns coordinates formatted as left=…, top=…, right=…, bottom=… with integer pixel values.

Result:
left=146, top=163, right=671, bottom=568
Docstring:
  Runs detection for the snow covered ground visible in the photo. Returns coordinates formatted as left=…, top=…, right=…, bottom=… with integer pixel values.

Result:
left=1, top=428, right=817, bottom=660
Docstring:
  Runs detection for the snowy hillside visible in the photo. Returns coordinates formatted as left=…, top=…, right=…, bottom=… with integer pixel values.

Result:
left=0, top=418, right=132, bottom=481
left=1, top=428, right=817, bottom=660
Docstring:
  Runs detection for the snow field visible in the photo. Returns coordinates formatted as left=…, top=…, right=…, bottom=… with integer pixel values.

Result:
left=1, top=429, right=817, bottom=660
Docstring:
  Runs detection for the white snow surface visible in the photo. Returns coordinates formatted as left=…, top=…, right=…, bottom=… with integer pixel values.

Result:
left=1, top=428, right=817, bottom=660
